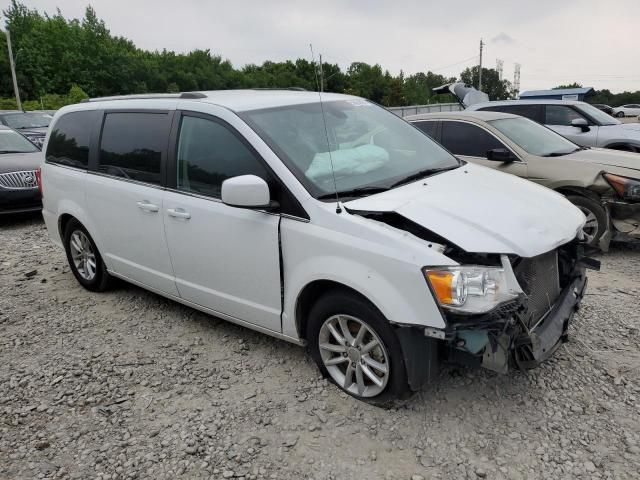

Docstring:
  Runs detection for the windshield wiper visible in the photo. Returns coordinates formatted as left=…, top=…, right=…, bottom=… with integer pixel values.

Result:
left=317, top=185, right=390, bottom=200
left=389, top=165, right=459, bottom=188
left=0, top=150, right=30, bottom=154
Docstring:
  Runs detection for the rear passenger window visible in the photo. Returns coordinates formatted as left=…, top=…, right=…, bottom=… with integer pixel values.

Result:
left=478, top=104, right=544, bottom=123
left=176, top=115, right=269, bottom=198
left=413, top=121, right=438, bottom=139
left=46, top=111, right=96, bottom=168
left=98, top=112, right=168, bottom=185
left=440, top=121, right=505, bottom=157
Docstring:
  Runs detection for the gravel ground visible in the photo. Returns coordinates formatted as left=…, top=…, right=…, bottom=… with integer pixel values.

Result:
left=1, top=214, right=639, bottom=480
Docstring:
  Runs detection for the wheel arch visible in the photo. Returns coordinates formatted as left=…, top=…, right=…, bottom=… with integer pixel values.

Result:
left=602, top=142, right=639, bottom=153
left=295, top=280, right=381, bottom=341
left=554, top=187, right=612, bottom=251
left=54, top=204, right=108, bottom=265
left=554, top=185, right=602, bottom=204
left=58, top=213, right=75, bottom=239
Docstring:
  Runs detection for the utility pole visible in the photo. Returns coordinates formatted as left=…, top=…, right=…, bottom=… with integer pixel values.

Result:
left=478, top=38, right=484, bottom=92
left=5, top=29, right=22, bottom=111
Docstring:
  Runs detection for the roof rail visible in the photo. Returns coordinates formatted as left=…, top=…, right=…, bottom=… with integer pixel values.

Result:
left=180, top=92, right=207, bottom=99
left=80, top=92, right=207, bottom=103
left=251, top=87, right=307, bottom=92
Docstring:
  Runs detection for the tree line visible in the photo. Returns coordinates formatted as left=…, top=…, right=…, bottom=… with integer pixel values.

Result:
left=1, top=1, right=638, bottom=111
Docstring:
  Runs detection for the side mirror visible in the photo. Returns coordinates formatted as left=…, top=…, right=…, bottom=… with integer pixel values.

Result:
left=486, top=148, right=516, bottom=162
left=221, top=175, right=274, bottom=209
left=571, top=118, right=590, bottom=132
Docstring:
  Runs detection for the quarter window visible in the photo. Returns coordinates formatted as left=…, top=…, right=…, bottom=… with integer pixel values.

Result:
left=440, top=121, right=506, bottom=157
left=46, top=111, right=96, bottom=168
left=545, top=106, right=586, bottom=126
left=98, top=112, right=168, bottom=185
left=176, top=115, right=269, bottom=198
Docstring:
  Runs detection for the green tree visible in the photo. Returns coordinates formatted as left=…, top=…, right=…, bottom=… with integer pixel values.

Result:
left=460, top=66, right=513, bottom=100
left=553, top=83, right=583, bottom=89
left=66, top=84, right=88, bottom=103
left=403, top=71, right=456, bottom=104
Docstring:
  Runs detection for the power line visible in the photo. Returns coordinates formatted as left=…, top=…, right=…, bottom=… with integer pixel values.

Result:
left=430, top=54, right=478, bottom=73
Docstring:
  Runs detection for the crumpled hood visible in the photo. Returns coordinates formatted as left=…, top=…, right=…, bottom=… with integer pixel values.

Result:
left=345, top=163, right=584, bottom=258
left=567, top=148, right=640, bottom=172
left=0, top=151, right=44, bottom=174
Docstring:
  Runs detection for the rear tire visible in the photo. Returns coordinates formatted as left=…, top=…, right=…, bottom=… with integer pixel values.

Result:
left=63, top=219, right=112, bottom=291
left=306, top=290, right=410, bottom=406
left=567, top=195, right=607, bottom=249
left=616, top=111, right=625, bottom=118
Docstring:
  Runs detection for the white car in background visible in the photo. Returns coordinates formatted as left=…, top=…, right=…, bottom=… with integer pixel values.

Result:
left=612, top=104, right=640, bottom=118
left=41, top=90, right=593, bottom=404
left=436, top=83, right=640, bottom=153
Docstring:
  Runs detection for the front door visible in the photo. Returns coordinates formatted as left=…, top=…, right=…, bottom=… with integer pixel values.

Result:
left=162, top=112, right=282, bottom=332
left=86, top=110, right=178, bottom=295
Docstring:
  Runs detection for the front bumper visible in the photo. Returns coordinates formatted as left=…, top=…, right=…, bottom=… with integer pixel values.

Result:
left=441, top=243, right=595, bottom=373
left=0, top=188, right=42, bottom=214
left=608, top=199, right=640, bottom=241
left=510, top=270, right=587, bottom=369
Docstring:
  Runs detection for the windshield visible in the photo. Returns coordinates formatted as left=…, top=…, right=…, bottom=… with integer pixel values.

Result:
left=241, top=99, right=459, bottom=198
left=578, top=103, right=620, bottom=126
left=2, top=112, right=52, bottom=129
left=0, top=129, right=39, bottom=153
left=489, top=117, right=579, bottom=157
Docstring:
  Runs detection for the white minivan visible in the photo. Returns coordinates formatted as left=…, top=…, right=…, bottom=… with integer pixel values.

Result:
left=40, top=90, right=593, bottom=404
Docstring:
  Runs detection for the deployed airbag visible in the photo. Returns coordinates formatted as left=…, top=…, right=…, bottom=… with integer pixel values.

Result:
left=305, top=144, right=389, bottom=179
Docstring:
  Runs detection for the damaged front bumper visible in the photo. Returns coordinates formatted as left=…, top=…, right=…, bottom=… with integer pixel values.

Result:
left=439, top=243, right=597, bottom=374
left=483, top=271, right=588, bottom=372
left=608, top=199, right=640, bottom=242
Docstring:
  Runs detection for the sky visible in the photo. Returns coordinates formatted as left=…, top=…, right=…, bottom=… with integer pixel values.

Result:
left=11, top=0, right=640, bottom=93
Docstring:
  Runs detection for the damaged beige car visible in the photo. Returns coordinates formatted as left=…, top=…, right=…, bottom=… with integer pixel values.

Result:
left=408, top=111, right=640, bottom=251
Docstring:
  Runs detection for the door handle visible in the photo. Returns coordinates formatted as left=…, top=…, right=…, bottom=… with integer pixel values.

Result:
left=167, top=208, right=191, bottom=220
left=137, top=201, right=159, bottom=213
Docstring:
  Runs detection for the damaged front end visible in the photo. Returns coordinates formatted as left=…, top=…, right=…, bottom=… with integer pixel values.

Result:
left=439, top=241, right=598, bottom=373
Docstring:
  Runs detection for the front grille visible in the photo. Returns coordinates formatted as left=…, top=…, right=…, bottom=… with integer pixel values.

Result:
left=514, top=250, right=561, bottom=327
left=0, top=170, right=38, bottom=190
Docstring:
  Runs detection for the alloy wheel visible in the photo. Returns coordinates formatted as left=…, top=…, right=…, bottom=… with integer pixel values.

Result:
left=577, top=206, right=599, bottom=244
left=69, top=230, right=97, bottom=281
left=318, top=314, right=390, bottom=398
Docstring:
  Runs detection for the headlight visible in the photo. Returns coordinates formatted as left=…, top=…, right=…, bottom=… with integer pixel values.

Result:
left=423, top=266, right=520, bottom=314
left=603, top=173, right=640, bottom=202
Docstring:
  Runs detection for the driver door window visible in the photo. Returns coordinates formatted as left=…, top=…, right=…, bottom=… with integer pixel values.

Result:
left=439, top=121, right=526, bottom=177
left=545, top=106, right=586, bottom=126
left=177, top=115, right=269, bottom=198
left=440, top=121, right=506, bottom=158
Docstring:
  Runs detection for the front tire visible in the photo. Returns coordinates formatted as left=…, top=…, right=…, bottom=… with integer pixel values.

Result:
left=616, top=111, right=625, bottom=118
left=307, top=290, right=410, bottom=405
left=63, top=219, right=112, bottom=291
left=567, top=195, right=607, bottom=249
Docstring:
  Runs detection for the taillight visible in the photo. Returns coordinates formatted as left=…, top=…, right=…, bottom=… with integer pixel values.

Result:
left=35, top=168, right=43, bottom=197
